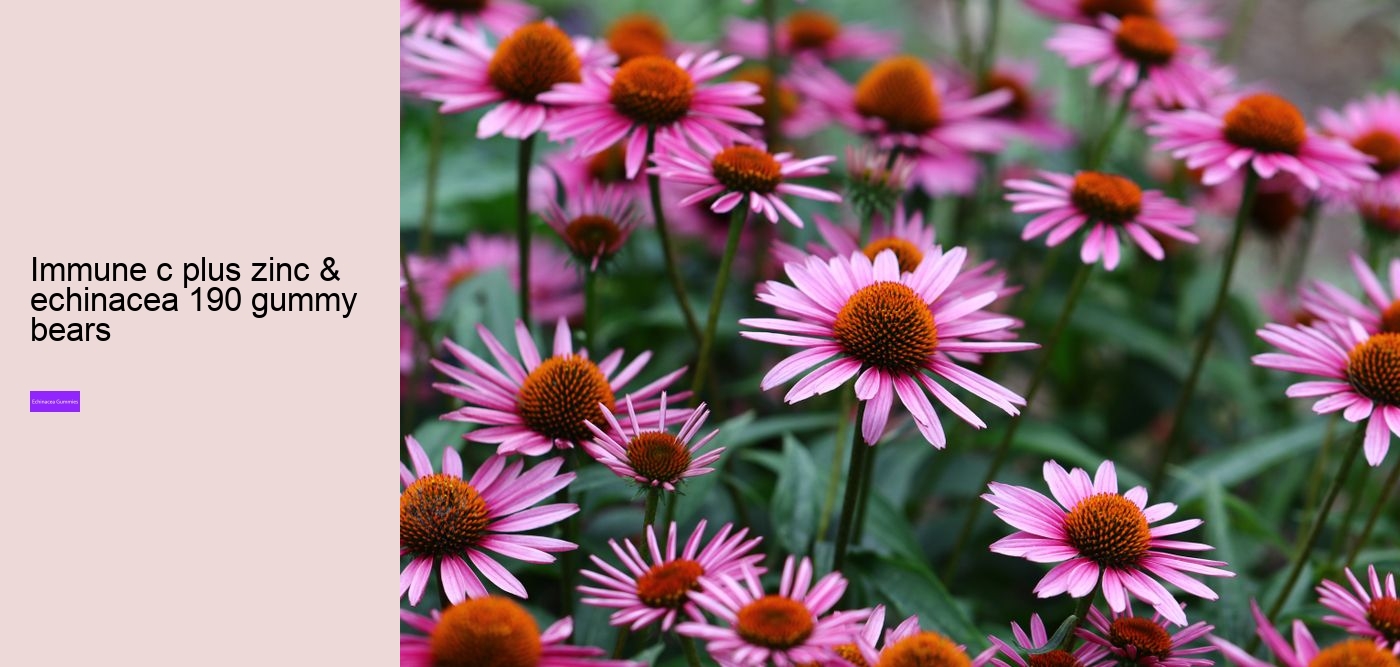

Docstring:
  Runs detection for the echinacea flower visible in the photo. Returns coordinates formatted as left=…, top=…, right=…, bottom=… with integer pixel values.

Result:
left=405, top=233, right=581, bottom=321
left=677, top=556, right=869, bottom=666
left=990, top=613, right=1113, bottom=667
left=605, top=13, right=671, bottom=64
left=725, top=10, right=897, bottom=63
left=1317, top=564, right=1400, bottom=653
left=1253, top=317, right=1400, bottom=466
left=1078, top=604, right=1215, bottom=667
left=399, top=436, right=577, bottom=604
left=773, top=205, right=938, bottom=272
left=742, top=249, right=1037, bottom=447
left=400, top=596, right=643, bottom=667
left=984, top=460, right=1233, bottom=626
left=399, top=0, right=535, bottom=40
left=1149, top=92, right=1377, bottom=191
left=844, top=144, right=917, bottom=218
left=854, top=613, right=999, bottom=667
left=583, top=393, right=723, bottom=490
left=1021, top=0, right=1224, bottom=40
left=1359, top=185, right=1400, bottom=236
left=1301, top=253, right=1400, bottom=335
left=1047, top=15, right=1219, bottom=110
left=649, top=139, right=840, bottom=227
left=400, top=22, right=612, bottom=139
left=578, top=520, right=765, bottom=631
left=532, top=143, right=646, bottom=211
left=976, top=61, right=1074, bottom=148
left=540, top=52, right=763, bottom=178
left=1212, top=601, right=1400, bottom=667
left=433, top=318, right=687, bottom=456
left=541, top=185, right=642, bottom=271
left=1004, top=170, right=1198, bottom=270
left=1320, top=92, right=1400, bottom=188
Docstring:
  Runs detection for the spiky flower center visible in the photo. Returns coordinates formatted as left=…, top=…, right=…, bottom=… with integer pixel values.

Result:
left=487, top=22, right=582, bottom=103
left=635, top=558, right=704, bottom=608
left=712, top=146, right=784, bottom=194
left=1249, top=190, right=1301, bottom=236
left=563, top=215, right=623, bottom=260
left=735, top=596, right=815, bottom=649
left=1079, top=0, right=1157, bottom=19
left=1380, top=302, right=1400, bottom=334
left=1346, top=333, right=1400, bottom=406
left=834, top=281, right=938, bottom=373
left=587, top=144, right=629, bottom=184
left=879, top=632, right=971, bottom=667
left=734, top=66, right=799, bottom=121
left=1109, top=616, right=1174, bottom=659
left=1071, top=172, right=1143, bottom=224
left=836, top=644, right=871, bottom=667
left=625, top=431, right=692, bottom=483
left=419, top=0, right=489, bottom=13
left=401, top=474, right=489, bottom=556
left=1307, top=639, right=1400, bottom=667
left=1354, top=130, right=1400, bottom=175
left=430, top=596, right=543, bottom=667
left=1064, top=493, right=1152, bottom=567
left=609, top=56, right=695, bottom=126
left=863, top=237, right=926, bottom=273
left=982, top=72, right=1032, bottom=119
left=787, top=10, right=842, bottom=50
left=855, top=56, right=943, bottom=134
left=1030, top=650, right=1084, bottom=667
left=1368, top=597, right=1400, bottom=643
left=1113, top=16, right=1177, bottom=65
left=607, top=14, right=669, bottom=64
left=1223, top=94, right=1307, bottom=155
left=516, top=355, right=616, bottom=443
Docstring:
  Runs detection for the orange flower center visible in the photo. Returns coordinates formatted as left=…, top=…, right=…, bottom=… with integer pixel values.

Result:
left=1113, top=16, right=1178, bottom=65
left=733, top=66, right=800, bottom=121
left=1363, top=201, right=1400, bottom=235
left=609, top=56, right=695, bottom=126
left=1030, top=650, right=1085, bottom=667
left=401, top=474, right=489, bottom=557
left=1306, top=640, right=1400, bottom=667
left=834, top=282, right=938, bottom=374
left=1223, top=94, right=1307, bottom=155
left=712, top=146, right=784, bottom=194
left=420, top=0, right=490, bottom=12
left=1346, top=333, right=1400, bottom=406
left=516, top=355, right=617, bottom=443
left=606, top=14, right=669, bottom=64
left=1353, top=129, right=1400, bottom=175
left=855, top=56, right=943, bottom=134
left=635, top=558, right=705, bottom=608
left=982, top=72, right=1033, bottom=119
left=787, top=10, right=842, bottom=50
left=835, top=643, right=871, bottom=667
left=487, top=22, right=582, bottom=103
left=878, top=631, right=971, bottom=667
left=863, top=237, right=926, bottom=273
left=1368, top=597, right=1400, bottom=643
left=1109, top=616, right=1174, bottom=659
left=1064, top=493, right=1152, bottom=567
left=1249, top=190, right=1301, bottom=236
left=586, top=144, right=629, bottom=184
left=1078, top=0, right=1157, bottom=19
left=563, top=215, right=624, bottom=261
left=625, top=431, right=692, bottom=483
left=736, top=596, right=815, bottom=649
left=1380, top=301, right=1400, bottom=334
left=430, top=596, right=544, bottom=667
left=1071, top=172, right=1143, bottom=224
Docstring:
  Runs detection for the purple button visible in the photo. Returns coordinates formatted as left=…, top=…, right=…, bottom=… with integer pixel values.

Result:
left=31, top=391, right=80, bottom=412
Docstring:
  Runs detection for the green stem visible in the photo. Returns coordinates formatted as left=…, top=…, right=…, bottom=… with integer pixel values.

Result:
left=691, top=207, right=747, bottom=400
left=1347, top=458, right=1400, bottom=568
left=817, top=391, right=856, bottom=540
left=611, top=627, right=631, bottom=659
left=1151, top=170, right=1259, bottom=489
left=1284, top=200, right=1320, bottom=290
left=1062, top=591, right=1098, bottom=650
left=1088, top=80, right=1142, bottom=170
left=680, top=635, right=704, bottom=667
left=952, top=0, right=973, bottom=69
left=975, top=0, right=1002, bottom=86
left=643, top=487, right=661, bottom=530
left=944, top=260, right=1094, bottom=579
left=1304, top=415, right=1338, bottom=518
left=517, top=134, right=537, bottom=329
left=852, top=430, right=879, bottom=542
left=419, top=111, right=444, bottom=254
left=584, top=269, right=599, bottom=358
left=646, top=127, right=702, bottom=342
left=1220, top=0, right=1259, bottom=63
left=833, top=402, right=869, bottom=572
left=761, top=0, right=781, bottom=149
left=1329, top=464, right=1371, bottom=564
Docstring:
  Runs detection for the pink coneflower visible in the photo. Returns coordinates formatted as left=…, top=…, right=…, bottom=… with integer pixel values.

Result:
left=741, top=249, right=1037, bottom=448
left=604, top=13, right=672, bottom=64
left=1195, top=172, right=1310, bottom=241
left=1317, top=565, right=1400, bottom=653
left=540, top=52, right=764, bottom=179
left=1212, top=601, right=1400, bottom=667
left=399, top=0, right=535, bottom=40
left=989, top=613, right=1113, bottom=667
left=773, top=206, right=938, bottom=271
left=400, top=22, right=612, bottom=139
left=1320, top=92, right=1400, bottom=188
left=843, top=144, right=917, bottom=218
left=975, top=61, right=1074, bottom=148
left=406, top=233, right=581, bottom=321
left=854, top=612, right=999, bottom=667
left=1253, top=317, right=1400, bottom=466
left=578, top=520, right=765, bottom=631
left=433, top=318, right=687, bottom=456
left=984, top=460, right=1233, bottom=626
left=401, top=596, right=643, bottom=667
left=1148, top=92, right=1377, bottom=191
left=648, top=139, right=840, bottom=227
left=1021, top=0, right=1224, bottom=40
left=399, top=436, right=577, bottom=604
left=541, top=185, right=642, bottom=271
left=1359, top=185, right=1400, bottom=236
left=1301, top=254, right=1400, bottom=335
left=532, top=143, right=646, bottom=211
left=1004, top=170, right=1198, bottom=270
left=583, top=393, right=722, bottom=490
left=1047, top=16, right=1219, bottom=110
left=676, top=556, right=869, bottom=666
left=725, top=10, right=897, bottom=62
left=1078, top=604, right=1215, bottom=667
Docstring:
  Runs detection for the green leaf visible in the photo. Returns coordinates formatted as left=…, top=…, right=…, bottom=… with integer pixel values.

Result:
left=1204, top=477, right=1252, bottom=642
left=862, top=493, right=925, bottom=563
left=864, top=555, right=984, bottom=649
left=772, top=435, right=820, bottom=554
left=1168, top=420, right=1329, bottom=503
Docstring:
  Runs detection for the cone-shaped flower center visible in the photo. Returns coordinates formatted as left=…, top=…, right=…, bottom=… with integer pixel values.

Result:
left=1347, top=333, right=1400, bottom=406
left=587, top=144, right=629, bottom=184
left=1249, top=191, right=1301, bottom=236
left=879, top=631, right=971, bottom=667
left=834, top=282, right=938, bottom=374
left=1223, top=94, right=1307, bottom=155
left=563, top=215, right=624, bottom=262
left=855, top=57, right=943, bottom=134
left=420, top=0, right=489, bottom=12
left=1307, top=640, right=1400, bottom=667
left=1381, top=301, right=1400, bottom=334
left=1071, top=172, right=1143, bottom=224
left=517, top=355, right=616, bottom=443
left=1079, top=0, right=1157, bottom=19
left=610, top=56, right=696, bottom=126
left=1030, top=650, right=1084, bottom=667
left=487, top=22, right=582, bottom=103
left=863, top=237, right=926, bottom=273
left=1368, top=597, right=1400, bottom=643
left=835, top=644, right=871, bottom=667
left=712, top=146, right=784, bottom=194
left=982, top=72, right=1032, bottom=119
left=1353, top=130, right=1400, bottom=175
left=401, top=474, right=488, bottom=557
left=635, top=558, right=704, bottom=608
left=1065, top=493, right=1152, bottom=567
left=734, top=66, right=799, bottom=121
left=787, top=10, right=842, bottom=50
left=1113, top=16, right=1178, bottom=65
left=607, top=14, right=669, bottom=64
left=736, top=596, right=815, bottom=649
left=625, top=431, right=692, bottom=483
left=1109, top=616, right=1174, bottom=659
left=430, top=596, right=543, bottom=667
